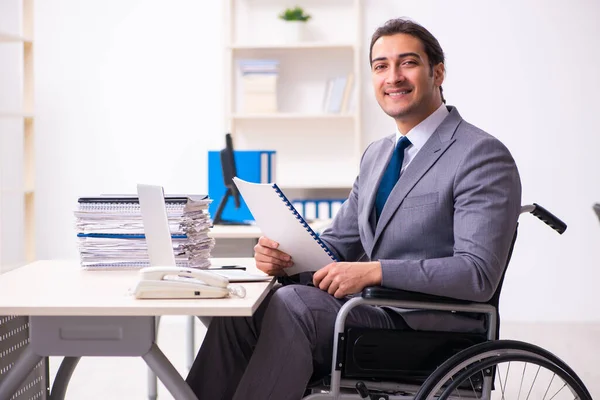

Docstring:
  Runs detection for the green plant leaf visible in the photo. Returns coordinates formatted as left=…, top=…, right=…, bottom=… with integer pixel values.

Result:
left=278, top=6, right=311, bottom=22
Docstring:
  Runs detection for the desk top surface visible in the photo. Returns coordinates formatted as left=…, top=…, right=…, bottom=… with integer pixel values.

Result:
left=0, top=258, right=275, bottom=317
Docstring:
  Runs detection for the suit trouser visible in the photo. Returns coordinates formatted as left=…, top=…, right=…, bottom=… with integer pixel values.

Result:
left=185, top=284, right=403, bottom=400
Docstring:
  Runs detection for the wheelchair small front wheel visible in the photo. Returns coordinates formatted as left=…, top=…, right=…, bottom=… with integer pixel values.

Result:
left=414, top=339, right=592, bottom=400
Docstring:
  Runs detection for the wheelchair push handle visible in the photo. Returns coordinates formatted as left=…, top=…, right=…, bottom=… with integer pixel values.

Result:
left=521, top=203, right=567, bottom=234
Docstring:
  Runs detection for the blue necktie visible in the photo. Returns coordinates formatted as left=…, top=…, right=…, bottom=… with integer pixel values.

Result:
left=375, top=136, right=411, bottom=221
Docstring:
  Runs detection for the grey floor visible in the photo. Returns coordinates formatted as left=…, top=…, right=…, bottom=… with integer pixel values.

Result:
left=47, top=318, right=600, bottom=399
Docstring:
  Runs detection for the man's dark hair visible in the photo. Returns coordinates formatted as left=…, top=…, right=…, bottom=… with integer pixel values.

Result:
left=369, top=18, right=446, bottom=103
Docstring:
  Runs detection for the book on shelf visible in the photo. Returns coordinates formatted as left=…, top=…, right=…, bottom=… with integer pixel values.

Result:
left=239, top=59, right=279, bottom=113
left=242, top=91, right=278, bottom=113
left=340, top=73, right=354, bottom=113
left=238, top=59, right=279, bottom=74
left=323, top=73, right=354, bottom=114
left=74, top=194, right=214, bottom=269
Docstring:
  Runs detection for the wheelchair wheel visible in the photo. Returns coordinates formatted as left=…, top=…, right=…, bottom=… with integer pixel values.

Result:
left=414, top=339, right=592, bottom=400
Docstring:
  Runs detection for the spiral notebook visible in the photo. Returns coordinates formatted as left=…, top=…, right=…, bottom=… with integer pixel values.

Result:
left=233, top=177, right=338, bottom=275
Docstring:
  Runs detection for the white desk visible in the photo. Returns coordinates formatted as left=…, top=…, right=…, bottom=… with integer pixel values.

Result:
left=0, top=258, right=275, bottom=400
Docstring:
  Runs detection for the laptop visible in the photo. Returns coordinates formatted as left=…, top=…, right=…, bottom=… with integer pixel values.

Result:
left=136, top=184, right=270, bottom=282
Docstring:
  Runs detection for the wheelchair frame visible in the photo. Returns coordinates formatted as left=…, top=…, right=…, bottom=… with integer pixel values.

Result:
left=304, top=297, right=497, bottom=400
left=301, top=204, right=590, bottom=400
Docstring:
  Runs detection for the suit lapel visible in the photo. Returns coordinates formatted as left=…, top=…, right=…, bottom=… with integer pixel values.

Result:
left=371, top=107, right=463, bottom=252
left=361, top=135, right=395, bottom=254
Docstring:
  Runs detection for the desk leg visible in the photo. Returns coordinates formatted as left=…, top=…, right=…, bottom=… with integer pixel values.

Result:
left=147, top=367, right=158, bottom=400
left=49, top=356, right=80, bottom=400
left=0, top=346, right=43, bottom=400
left=186, top=315, right=195, bottom=371
left=143, top=343, right=198, bottom=400
left=147, top=316, right=160, bottom=400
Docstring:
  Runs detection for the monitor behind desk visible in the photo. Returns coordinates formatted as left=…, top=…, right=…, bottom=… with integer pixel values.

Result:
left=211, top=133, right=251, bottom=226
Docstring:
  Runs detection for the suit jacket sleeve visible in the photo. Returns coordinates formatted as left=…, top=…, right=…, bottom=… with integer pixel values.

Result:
left=380, top=136, right=522, bottom=302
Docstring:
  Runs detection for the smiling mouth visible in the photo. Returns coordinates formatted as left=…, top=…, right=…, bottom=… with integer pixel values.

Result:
left=386, top=89, right=412, bottom=97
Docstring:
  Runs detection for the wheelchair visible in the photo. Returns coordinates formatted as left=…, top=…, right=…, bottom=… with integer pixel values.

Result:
left=302, top=204, right=593, bottom=400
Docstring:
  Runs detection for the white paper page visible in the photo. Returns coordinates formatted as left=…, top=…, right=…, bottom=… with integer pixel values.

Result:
left=233, top=177, right=336, bottom=275
left=210, top=269, right=272, bottom=282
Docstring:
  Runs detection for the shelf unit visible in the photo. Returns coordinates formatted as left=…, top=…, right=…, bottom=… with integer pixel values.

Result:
left=0, top=0, right=35, bottom=273
left=224, top=0, right=362, bottom=191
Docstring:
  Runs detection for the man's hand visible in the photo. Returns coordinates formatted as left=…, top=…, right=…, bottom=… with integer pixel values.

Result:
left=312, top=262, right=382, bottom=298
left=254, top=236, right=294, bottom=276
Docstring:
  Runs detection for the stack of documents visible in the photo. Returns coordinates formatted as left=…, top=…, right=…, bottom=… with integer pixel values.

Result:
left=74, top=195, right=214, bottom=269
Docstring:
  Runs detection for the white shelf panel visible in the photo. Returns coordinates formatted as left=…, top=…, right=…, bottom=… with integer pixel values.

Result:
left=231, top=113, right=355, bottom=120
left=0, top=188, right=33, bottom=194
left=0, top=31, right=32, bottom=43
left=229, top=42, right=355, bottom=51
left=0, top=112, right=34, bottom=119
left=0, top=262, right=25, bottom=274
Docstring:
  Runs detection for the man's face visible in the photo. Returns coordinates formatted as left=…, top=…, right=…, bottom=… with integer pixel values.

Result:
left=371, top=33, right=444, bottom=126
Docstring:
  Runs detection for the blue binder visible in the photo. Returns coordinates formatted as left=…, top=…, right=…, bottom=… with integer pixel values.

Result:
left=208, top=150, right=276, bottom=223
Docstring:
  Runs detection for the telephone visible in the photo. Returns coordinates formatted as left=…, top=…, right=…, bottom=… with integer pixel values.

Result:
left=133, top=266, right=245, bottom=299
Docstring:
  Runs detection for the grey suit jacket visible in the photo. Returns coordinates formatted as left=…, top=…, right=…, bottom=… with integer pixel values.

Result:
left=319, top=106, right=522, bottom=332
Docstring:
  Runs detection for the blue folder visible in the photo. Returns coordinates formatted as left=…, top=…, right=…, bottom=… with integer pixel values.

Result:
left=208, top=150, right=276, bottom=223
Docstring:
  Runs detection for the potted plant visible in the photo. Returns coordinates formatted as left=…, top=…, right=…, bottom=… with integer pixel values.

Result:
left=278, top=6, right=311, bottom=42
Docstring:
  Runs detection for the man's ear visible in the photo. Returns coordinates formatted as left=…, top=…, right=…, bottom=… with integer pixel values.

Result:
left=433, top=63, right=445, bottom=86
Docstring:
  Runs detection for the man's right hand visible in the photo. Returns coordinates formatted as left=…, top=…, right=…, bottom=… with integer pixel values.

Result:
left=254, top=236, right=294, bottom=276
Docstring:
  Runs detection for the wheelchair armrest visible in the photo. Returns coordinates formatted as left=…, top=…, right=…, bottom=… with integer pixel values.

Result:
left=362, top=286, right=474, bottom=305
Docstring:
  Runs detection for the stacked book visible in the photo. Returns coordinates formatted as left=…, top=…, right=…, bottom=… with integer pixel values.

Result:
left=239, top=59, right=279, bottom=113
left=74, top=195, right=214, bottom=269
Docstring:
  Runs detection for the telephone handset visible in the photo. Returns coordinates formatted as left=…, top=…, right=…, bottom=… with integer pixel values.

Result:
left=133, top=266, right=245, bottom=299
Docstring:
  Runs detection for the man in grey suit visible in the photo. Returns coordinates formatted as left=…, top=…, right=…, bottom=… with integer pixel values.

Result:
left=186, top=18, right=521, bottom=399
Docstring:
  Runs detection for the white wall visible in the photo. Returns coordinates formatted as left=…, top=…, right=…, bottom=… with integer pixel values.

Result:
left=33, top=0, right=600, bottom=321
left=34, top=0, right=225, bottom=256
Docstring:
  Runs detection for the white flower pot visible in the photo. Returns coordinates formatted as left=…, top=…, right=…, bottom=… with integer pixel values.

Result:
left=280, top=20, right=306, bottom=43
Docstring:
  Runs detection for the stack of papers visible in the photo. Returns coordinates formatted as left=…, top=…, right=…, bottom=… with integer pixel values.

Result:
left=74, top=195, right=214, bottom=269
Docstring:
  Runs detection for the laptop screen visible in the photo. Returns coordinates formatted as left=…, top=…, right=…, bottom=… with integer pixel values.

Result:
left=137, top=184, right=177, bottom=267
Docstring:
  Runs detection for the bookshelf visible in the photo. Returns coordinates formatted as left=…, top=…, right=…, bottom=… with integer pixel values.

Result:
left=224, top=0, right=362, bottom=191
left=0, top=0, right=35, bottom=273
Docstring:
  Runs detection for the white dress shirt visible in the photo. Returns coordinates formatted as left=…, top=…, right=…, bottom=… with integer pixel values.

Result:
left=396, top=103, right=449, bottom=174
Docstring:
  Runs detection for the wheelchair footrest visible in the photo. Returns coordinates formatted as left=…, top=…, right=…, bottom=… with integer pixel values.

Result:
left=343, top=328, right=487, bottom=383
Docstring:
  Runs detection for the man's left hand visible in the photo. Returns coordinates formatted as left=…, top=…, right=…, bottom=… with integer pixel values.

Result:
left=312, top=262, right=382, bottom=299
